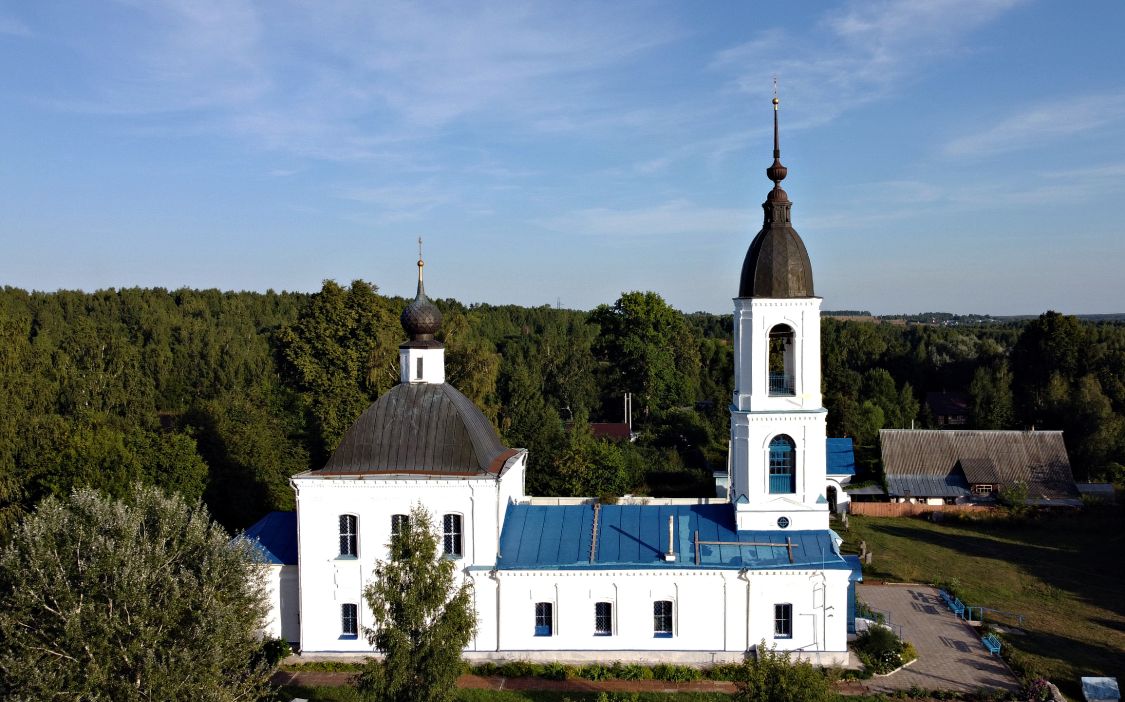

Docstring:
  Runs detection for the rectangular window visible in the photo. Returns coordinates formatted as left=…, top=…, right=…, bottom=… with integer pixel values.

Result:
left=391, top=514, right=409, bottom=537
left=774, top=603, right=792, bottom=639
left=653, top=600, right=673, bottom=638
left=534, top=602, right=553, bottom=636
left=594, top=602, right=613, bottom=636
left=442, top=513, right=463, bottom=558
left=416, top=357, right=423, bottom=379
left=341, top=603, right=358, bottom=638
left=972, top=484, right=993, bottom=495
left=339, top=514, right=357, bottom=557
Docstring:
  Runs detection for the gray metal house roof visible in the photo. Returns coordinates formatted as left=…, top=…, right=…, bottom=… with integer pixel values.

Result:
left=880, top=429, right=1078, bottom=500
left=316, top=383, right=516, bottom=476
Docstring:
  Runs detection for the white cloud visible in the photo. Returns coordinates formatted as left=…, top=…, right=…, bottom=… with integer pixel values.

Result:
left=713, top=0, right=1022, bottom=124
left=944, top=92, right=1125, bottom=157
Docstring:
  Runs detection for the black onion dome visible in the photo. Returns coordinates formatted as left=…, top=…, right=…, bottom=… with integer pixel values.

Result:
left=400, top=281, right=442, bottom=340
left=738, top=98, right=815, bottom=299
left=317, top=383, right=516, bottom=476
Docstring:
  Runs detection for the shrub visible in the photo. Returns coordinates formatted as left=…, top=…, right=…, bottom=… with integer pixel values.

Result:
left=261, top=638, right=294, bottom=666
left=578, top=663, right=612, bottom=680
left=495, top=661, right=542, bottom=678
left=542, top=662, right=572, bottom=680
left=651, top=663, right=702, bottom=682
left=612, top=663, right=653, bottom=680
left=734, top=642, right=833, bottom=702
left=705, top=663, right=746, bottom=681
left=854, top=625, right=913, bottom=675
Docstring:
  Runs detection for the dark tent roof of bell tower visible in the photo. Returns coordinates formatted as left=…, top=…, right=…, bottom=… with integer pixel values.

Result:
left=738, top=97, right=815, bottom=299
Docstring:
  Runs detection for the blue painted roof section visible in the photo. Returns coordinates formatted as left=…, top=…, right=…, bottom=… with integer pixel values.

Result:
left=497, top=504, right=849, bottom=571
left=886, top=473, right=970, bottom=497
left=844, top=555, right=864, bottom=582
left=243, top=511, right=298, bottom=565
left=827, top=438, right=856, bottom=476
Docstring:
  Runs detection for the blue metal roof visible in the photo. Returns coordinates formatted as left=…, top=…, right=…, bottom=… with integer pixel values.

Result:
left=497, top=504, right=850, bottom=571
left=886, top=473, right=970, bottom=498
left=243, top=511, right=298, bottom=565
left=844, top=555, right=863, bottom=582
left=826, top=438, right=856, bottom=476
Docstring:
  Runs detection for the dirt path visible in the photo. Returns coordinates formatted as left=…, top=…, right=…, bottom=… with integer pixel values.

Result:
left=271, top=671, right=738, bottom=694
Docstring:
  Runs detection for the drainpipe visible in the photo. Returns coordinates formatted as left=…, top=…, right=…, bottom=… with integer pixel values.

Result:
left=488, top=568, right=501, bottom=652
left=738, top=568, right=751, bottom=652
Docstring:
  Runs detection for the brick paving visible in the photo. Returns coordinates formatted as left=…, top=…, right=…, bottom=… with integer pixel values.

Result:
left=857, top=584, right=1020, bottom=694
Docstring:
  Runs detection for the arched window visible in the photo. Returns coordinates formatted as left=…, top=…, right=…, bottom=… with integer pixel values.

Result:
left=768, top=324, right=795, bottom=396
left=391, top=514, right=409, bottom=537
left=338, top=514, right=358, bottom=557
left=341, top=603, right=358, bottom=638
left=769, top=435, right=796, bottom=494
left=442, top=513, right=463, bottom=558
left=653, top=600, right=673, bottom=638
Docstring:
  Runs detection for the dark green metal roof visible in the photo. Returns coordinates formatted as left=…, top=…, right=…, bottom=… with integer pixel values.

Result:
left=317, top=383, right=515, bottom=476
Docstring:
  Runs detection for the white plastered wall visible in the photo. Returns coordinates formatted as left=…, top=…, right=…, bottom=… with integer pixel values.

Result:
left=291, top=453, right=525, bottom=654
left=465, top=568, right=848, bottom=666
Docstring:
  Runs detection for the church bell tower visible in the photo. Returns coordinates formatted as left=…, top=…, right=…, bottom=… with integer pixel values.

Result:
left=729, top=97, right=828, bottom=532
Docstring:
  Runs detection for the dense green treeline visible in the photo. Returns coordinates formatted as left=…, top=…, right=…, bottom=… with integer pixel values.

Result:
left=1, top=283, right=1122, bottom=538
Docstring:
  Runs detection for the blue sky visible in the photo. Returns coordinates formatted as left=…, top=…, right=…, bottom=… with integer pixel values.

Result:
left=1, top=0, right=1123, bottom=315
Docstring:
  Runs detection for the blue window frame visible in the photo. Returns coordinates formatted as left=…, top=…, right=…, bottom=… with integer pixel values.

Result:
left=653, top=600, right=673, bottom=638
left=769, top=435, right=796, bottom=494
left=774, top=603, right=792, bottom=639
left=339, top=514, right=357, bottom=557
left=594, top=602, right=613, bottom=636
left=534, top=602, right=553, bottom=636
left=341, top=603, right=358, bottom=638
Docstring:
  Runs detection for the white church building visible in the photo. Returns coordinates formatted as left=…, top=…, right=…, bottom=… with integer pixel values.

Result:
left=245, top=100, right=861, bottom=665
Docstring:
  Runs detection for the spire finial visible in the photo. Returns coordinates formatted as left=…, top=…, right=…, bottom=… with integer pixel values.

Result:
left=417, top=236, right=424, bottom=284
left=766, top=80, right=787, bottom=188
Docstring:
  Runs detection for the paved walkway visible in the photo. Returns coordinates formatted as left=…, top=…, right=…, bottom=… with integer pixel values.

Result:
left=857, top=584, right=1019, bottom=694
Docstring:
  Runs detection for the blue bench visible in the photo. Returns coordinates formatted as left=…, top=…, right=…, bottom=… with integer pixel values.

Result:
left=982, top=634, right=1001, bottom=655
left=951, top=598, right=965, bottom=617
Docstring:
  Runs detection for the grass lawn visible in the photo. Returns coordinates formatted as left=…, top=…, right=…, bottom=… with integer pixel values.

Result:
left=840, top=507, right=1124, bottom=699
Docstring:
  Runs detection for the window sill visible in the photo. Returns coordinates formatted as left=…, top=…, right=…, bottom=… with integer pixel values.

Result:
left=654, top=633, right=673, bottom=639
left=594, top=633, right=613, bottom=637
left=339, top=634, right=358, bottom=640
left=335, top=555, right=359, bottom=561
left=773, top=635, right=792, bottom=640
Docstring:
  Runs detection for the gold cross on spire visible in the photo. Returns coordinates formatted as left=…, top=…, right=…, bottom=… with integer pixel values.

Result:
left=417, top=237, right=424, bottom=283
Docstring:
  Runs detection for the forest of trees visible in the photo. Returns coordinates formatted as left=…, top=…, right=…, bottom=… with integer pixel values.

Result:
left=1, top=283, right=1122, bottom=537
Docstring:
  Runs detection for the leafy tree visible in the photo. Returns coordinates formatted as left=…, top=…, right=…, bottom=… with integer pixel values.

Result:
left=552, top=419, right=638, bottom=498
left=589, top=292, right=700, bottom=419
left=733, top=642, right=833, bottom=702
left=277, top=280, right=400, bottom=460
left=358, top=504, right=475, bottom=702
left=0, top=485, right=272, bottom=701
left=969, top=361, right=1015, bottom=429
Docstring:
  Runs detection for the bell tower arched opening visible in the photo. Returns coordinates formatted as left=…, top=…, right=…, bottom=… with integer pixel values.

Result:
left=768, top=324, right=795, bottom=396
